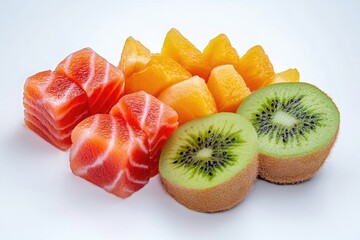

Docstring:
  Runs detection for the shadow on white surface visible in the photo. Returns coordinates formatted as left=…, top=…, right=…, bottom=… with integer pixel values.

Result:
left=4, top=123, right=59, bottom=157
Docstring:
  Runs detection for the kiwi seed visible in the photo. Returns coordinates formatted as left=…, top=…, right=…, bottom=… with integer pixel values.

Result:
left=171, top=128, right=241, bottom=179
left=250, top=96, right=323, bottom=144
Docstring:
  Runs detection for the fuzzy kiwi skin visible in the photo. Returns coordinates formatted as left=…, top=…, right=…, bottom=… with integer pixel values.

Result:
left=160, top=154, right=258, bottom=213
left=258, top=131, right=338, bottom=184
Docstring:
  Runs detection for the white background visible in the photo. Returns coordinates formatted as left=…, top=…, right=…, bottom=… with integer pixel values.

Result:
left=0, top=0, right=359, bottom=239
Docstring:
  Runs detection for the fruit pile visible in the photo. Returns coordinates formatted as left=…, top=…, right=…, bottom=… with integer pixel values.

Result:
left=121, top=29, right=299, bottom=124
left=23, top=28, right=339, bottom=213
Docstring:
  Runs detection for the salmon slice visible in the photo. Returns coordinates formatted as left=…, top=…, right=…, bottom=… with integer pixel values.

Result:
left=70, top=114, right=150, bottom=198
left=96, top=80, right=124, bottom=114
left=23, top=71, right=91, bottom=150
left=56, top=48, right=125, bottom=114
left=24, top=108, right=72, bottom=140
left=110, top=91, right=178, bottom=177
left=23, top=94, right=89, bottom=133
left=24, top=112, right=71, bottom=150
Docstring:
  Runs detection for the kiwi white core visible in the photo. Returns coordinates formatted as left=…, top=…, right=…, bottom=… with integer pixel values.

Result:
left=272, top=111, right=298, bottom=127
left=196, top=148, right=213, bottom=159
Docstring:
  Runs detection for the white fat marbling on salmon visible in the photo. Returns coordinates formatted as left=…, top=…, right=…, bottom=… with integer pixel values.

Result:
left=116, top=104, right=125, bottom=117
left=140, top=94, right=150, bottom=129
left=25, top=114, right=66, bottom=145
left=63, top=53, right=73, bottom=74
left=90, top=62, right=110, bottom=107
left=103, top=170, right=124, bottom=192
left=95, top=77, right=120, bottom=113
left=23, top=91, right=86, bottom=121
left=103, top=62, right=110, bottom=85
left=39, top=71, right=55, bottom=92
left=23, top=97, right=88, bottom=129
left=125, top=169, right=148, bottom=185
left=166, top=121, right=179, bottom=128
left=149, top=103, right=164, bottom=143
left=82, top=50, right=96, bottom=91
left=25, top=110, right=72, bottom=140
left=149, top=121, right=178, bottom=151
left=125, top=121, right=149, bottom=169
left=75, top=116, right=117, bottom=176
left=104, top=169, right=146, bottom=193
left=123, top=186, right=135, bottom=193
left=25, top=105, right=88, bottom=134
left=70, top=115, right=99, bottom=162
left=121, top=100, right=149, bottom=156
left=47, top=84, right=75, bottom=107
left=116, top=69, right=125, bottom=99
left=136, top=137, right=148, bottom=155
left=149, top=135, right=168, bottom=152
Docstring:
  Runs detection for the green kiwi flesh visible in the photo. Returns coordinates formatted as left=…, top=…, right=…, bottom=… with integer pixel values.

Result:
left=236, top=82, right=339, bottom=159
left=159, top=112, right=258, bottom=190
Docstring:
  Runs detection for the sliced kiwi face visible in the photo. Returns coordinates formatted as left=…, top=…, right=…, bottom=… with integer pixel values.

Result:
left=237, top=82, right=340, bottom=158
left=159, top=112, right=258, bottom=190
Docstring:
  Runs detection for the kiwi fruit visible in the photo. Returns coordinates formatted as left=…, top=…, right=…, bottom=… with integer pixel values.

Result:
left=159, top=112, right=258, bottom=213
left=237, top=82, right=340, bottom=184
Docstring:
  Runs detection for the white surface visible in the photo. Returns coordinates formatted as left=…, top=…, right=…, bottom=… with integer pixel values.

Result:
left=0, top=1, right=359, bottom=239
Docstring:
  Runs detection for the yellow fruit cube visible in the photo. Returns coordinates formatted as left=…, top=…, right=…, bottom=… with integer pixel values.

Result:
left=207, top=65, right=250, bottom=112
left=161, top=28, right=211, bottom=80
left=118, top=37, right=151, bottom=77
left=236, top=45, right=275, bottom=91
left=269, top=68, right=300, bottom=84
left=203, top=34, right=240, bottom=69
left=158, top=76, right=217, bottom=125
left=125, top=54, right=191, bottom=96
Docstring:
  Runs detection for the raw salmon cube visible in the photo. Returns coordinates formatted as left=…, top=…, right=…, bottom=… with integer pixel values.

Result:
left=23, top=70, right=90, bottom=150
left=56, top=48, right=125, bottom=114
left=70, top=114, right=150, bottom=198
left=110, top=91, right=178, bottom=177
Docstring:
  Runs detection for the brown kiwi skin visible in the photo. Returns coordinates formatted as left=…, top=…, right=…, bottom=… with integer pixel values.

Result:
left=160, top=154, right=258, bottom=213
left=258, top=130, right=338, bottom=184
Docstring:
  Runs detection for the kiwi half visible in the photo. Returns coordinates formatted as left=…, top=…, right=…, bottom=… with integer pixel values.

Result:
left=237, top=82, right=340, bottom=184
left=159, top=112, right=258, bottom=212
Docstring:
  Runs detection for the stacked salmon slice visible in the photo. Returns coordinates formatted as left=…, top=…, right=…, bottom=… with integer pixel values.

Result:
left=23, top=48, right=125, bottom=150
left=23, top=48, right=179, bottom=198
left=56, top=48, right=125, bottom=114
left=23, top=71, right=91, bottom=150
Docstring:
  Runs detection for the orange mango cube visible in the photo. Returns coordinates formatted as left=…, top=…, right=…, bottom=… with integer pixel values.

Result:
left=161, top=28, right=211, bottom=80
left=158, top=76, right=217, bottom=125
left=203, top=34, right=240, bottom=69
left=269, top=68, right=300, bottom=84
left=125, top=54, right=191, bottom=97
left=118, top=37, right=151, bottom=78
left=207, top=65, right=250, bottom=112
left=236, top=45, right=275, bottom=91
